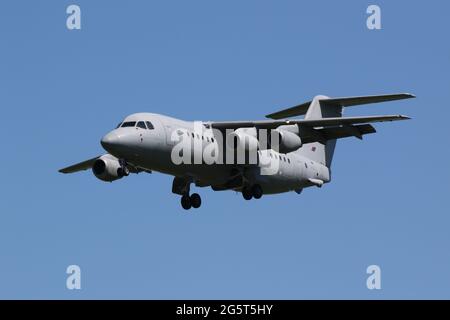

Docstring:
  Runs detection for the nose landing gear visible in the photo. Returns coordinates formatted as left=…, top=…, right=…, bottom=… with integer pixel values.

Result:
left=172, top=177, right=202, bottom=210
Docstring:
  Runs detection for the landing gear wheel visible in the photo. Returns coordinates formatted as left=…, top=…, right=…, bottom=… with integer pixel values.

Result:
left=181, top=195, right=192, bottom=210
left=251, top=185, right=263, bottom=199
left=190, top=193, right=202, bottom=208
left=242, top=187, right=253, bottom=201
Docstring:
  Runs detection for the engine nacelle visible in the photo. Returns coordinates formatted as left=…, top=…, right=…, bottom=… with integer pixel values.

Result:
left=92, top=154, right=123, bottom=182
left=274, top=129, right=302, bottom=153
left=226, top=128, right=259, bottom=153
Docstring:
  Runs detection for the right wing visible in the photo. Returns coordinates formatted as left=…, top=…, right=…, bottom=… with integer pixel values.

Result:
left=59, top=156, right=100, bottom=174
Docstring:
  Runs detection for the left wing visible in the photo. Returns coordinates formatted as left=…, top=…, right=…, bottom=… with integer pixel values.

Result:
left=210, top=115, right=409, bottom=130
left=301, top=124, right=376, bottom=144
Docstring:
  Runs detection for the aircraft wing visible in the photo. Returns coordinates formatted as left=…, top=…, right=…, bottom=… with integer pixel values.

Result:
left=300, top=124, right=376, bottom=144
left=59, top=156, right=150, bottom=174
left=210, top=115, right=410, bottom=130
left=59, top=156, right=100, bottom=174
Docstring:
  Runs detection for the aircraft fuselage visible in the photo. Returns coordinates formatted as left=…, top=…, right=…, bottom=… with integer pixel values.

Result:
left=100, top=112, right=330, bottom=195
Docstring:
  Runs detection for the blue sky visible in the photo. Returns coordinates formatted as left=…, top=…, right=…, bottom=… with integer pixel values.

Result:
left=0, top=0, right=449, bottom=299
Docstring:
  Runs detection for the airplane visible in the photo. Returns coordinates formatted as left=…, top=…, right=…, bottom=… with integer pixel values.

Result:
left=59, top=93, right=414, bottom=210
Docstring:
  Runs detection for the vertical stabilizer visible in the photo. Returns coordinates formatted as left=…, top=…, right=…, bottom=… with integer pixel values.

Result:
left=300, top=95, right=342, bottom=168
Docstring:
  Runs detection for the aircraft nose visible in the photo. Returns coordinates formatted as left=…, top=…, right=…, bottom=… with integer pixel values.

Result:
left=101, top=131, right=120, bottom=150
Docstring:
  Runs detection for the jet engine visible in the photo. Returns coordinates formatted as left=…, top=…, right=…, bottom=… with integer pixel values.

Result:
left=226, top=128, right=259, bottom=153
left=92, top=154, right=125, bottom=182
left=273, top=129, right=302, bottom=153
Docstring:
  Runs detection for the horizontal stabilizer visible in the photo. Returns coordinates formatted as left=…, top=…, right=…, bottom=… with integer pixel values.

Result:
left=322, top=93, right=416, bottom=107
left=266, top=101, right=311, bottom=120
left=266, top=93, right=415, bottom=119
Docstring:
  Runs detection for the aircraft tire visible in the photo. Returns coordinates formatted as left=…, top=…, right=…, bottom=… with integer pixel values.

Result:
left=190, top=193, right=201, bottom=209
left=181, top=194, right=192, bottom=210
left=242, top=188, right=253, bottom=200
left=252, top=185, right=263, bottom=199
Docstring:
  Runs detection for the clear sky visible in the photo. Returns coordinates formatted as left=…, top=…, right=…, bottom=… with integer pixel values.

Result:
left=1, top=0, right=449, bottom=299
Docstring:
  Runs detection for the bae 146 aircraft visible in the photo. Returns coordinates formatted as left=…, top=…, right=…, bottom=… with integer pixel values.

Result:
left=59, top=93, right=414, bottom=210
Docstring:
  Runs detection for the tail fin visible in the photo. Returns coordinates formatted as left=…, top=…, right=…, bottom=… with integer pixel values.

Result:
left=266, top=93, right=415, bottom=168
left=300, top=95, right=341, bottom=168
left=285, top=93, right=415, bottom=168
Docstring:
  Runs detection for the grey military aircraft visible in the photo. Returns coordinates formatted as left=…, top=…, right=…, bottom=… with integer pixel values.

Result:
left=59, top=93, right=414, bottom=210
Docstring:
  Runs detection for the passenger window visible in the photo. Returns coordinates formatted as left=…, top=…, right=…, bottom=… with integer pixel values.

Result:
left=191, top=133, right=195, bottom=138
left=211, top=138, right=214, bottom=142
left=206, top=137, right=210, bottom=142
left=146, top=121, right=154, bottom=130
left=121, top=121, right=136, bottom=127
left=137, top=121, right=147, bottom=129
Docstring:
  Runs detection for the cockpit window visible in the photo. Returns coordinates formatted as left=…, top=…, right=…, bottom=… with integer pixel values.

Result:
left=116, top=122, right=122, bottom=129
left=136, top=121, right=147, bottom=129
left=146, top=121, right=154, bottom=130
left=121, top=121, right=136, bottom=127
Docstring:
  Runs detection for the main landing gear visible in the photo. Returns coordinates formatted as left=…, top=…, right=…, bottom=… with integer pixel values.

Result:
left=242, top=184, right=263, bottom=201
left=180, top=193, right=202, bottom=210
